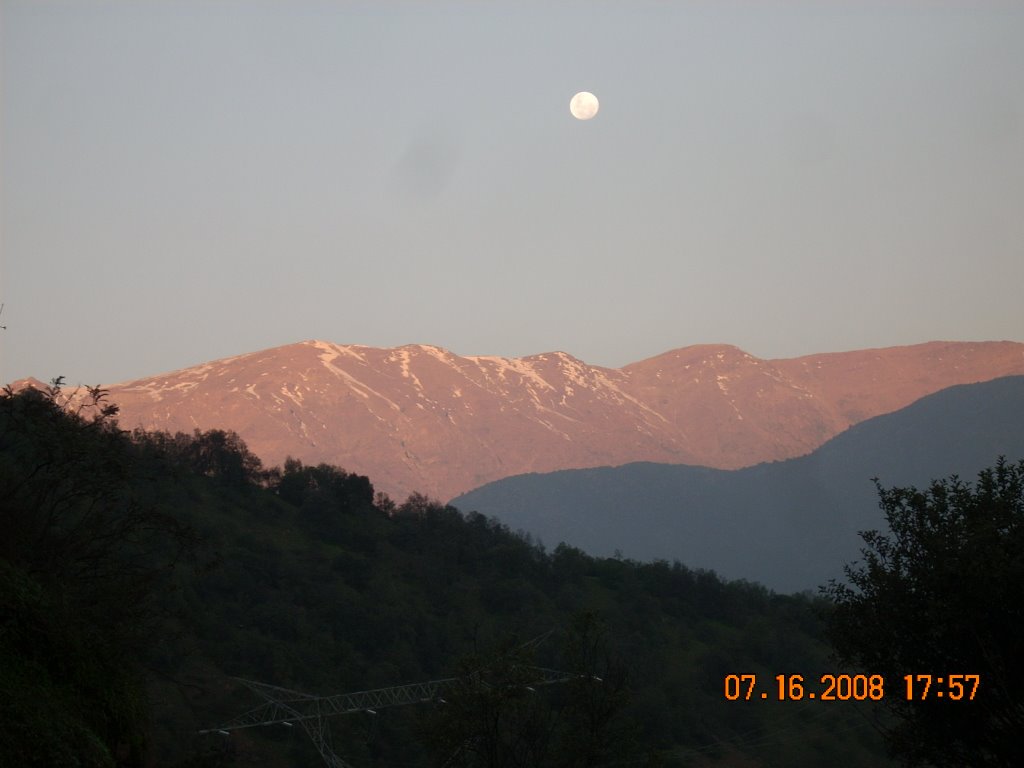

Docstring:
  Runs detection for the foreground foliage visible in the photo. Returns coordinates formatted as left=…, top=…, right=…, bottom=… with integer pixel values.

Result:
left=1, top=382, right=892, bottom=767
left=0, top=382, right=197, bottom=767
left=824, top=460, right=1024, bottom=767
left=419, top=615, right=634, bottom=768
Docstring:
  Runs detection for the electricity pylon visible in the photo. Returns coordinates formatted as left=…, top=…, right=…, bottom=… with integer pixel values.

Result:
left=200, top=667, right=581, bottom=767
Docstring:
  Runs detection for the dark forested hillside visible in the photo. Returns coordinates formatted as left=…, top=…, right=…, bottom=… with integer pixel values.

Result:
left=452, top=376, right=1024, bottom=592
left=1, top=382, right=892, bottom=768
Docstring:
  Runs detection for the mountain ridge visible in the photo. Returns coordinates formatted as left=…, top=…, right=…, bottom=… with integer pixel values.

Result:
left=451, top=375, right=1024, bottom=592
left=17, top=338, right=1024, bottom=500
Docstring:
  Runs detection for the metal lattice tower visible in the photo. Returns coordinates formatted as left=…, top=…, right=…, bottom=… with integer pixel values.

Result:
left=200, top=667, right=582, bottom=767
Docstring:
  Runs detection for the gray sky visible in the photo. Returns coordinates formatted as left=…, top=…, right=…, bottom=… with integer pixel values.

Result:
left=2, top=0, right=1022, bottom=386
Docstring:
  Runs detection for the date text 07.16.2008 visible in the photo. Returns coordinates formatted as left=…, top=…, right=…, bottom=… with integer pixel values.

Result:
left=723, top=674, right=980, bottom=701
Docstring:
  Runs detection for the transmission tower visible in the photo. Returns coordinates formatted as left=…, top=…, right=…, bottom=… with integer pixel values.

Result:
left=200, top=667, right=582, bottom=767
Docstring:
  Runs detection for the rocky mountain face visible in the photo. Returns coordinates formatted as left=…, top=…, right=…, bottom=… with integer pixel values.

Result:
left=31, top=339, right=1024, bottom=500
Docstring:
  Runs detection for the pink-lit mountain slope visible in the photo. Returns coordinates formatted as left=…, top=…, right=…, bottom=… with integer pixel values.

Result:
left=52, top=340, right=1024, bottom=500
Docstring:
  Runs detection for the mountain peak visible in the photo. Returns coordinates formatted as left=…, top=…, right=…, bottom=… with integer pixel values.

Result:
left=6, top=377, right=49, bottom=393
left=29, top=339, right=1024, bottom=500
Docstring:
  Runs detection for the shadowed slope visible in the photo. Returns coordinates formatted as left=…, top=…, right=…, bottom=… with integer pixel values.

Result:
left=451, top=376, right=1024, bottom=593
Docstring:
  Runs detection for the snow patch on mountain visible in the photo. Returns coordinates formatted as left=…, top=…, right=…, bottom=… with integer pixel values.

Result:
left=308, top=340, right=370, bottom=362
left=391, top=349, right=424, bottom=391
left=279, top=385, right=304, bottom=407
left=315, top=345, right=402, bottom=411
left=468, top=356, right=556, bottom=392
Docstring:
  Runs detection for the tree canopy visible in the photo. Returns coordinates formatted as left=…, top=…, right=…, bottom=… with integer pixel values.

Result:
left=824, top=459, right=1024, bottom=767
left=0, top=381, right=198, bottom=767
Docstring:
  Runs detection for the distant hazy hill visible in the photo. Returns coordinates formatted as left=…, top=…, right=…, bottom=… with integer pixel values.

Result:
left=450, top=376, right=1024, bottom=593
left=40, top=339, right=1024, bottom=500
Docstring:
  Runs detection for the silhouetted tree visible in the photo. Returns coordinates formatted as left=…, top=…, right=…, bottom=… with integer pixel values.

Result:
left=274, top=457, right=374, bottom=511
left=180, top=429, right=264, bottom=488
left=1, top=381, right=195, bottom=623
left=824, top=459, right=1024, bottom=767
left=0, top=380, right=198, bottom=766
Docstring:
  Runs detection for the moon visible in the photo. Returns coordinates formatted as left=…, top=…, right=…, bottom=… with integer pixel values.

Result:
left=569, top=91, right=599, bottom=120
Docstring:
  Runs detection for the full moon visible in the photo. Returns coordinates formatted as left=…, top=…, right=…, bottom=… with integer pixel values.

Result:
left=569, top=91, right=599, bottom=120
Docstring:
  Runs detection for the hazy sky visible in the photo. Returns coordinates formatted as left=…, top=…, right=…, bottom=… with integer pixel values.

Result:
left=2, top=0, right=1022, bottom=385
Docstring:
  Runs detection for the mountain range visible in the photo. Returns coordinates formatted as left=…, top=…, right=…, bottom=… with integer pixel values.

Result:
left=451, top=376, right=1024, bottom=592
left=15, top=339, right=1024, bottom=500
